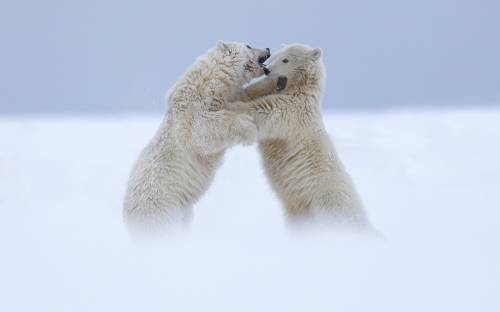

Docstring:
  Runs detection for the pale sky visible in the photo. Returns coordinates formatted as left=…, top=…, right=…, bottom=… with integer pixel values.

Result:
left=1, top=0, right=499, bottom=113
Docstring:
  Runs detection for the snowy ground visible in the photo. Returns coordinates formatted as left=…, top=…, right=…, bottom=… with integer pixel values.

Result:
left=1, top=108, right=499, bottom=311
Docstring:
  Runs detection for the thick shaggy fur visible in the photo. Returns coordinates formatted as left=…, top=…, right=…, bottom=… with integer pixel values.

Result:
left=230, top=44, right=370, bottom=227
left=123, top=42, right=269, bottom=233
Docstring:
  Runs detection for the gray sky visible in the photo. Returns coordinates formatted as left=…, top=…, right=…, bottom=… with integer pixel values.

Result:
left=1, top=0, right=499, bottom=113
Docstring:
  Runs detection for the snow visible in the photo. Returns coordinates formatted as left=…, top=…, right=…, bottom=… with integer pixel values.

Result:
left=1, top=109, right=499, bottom=311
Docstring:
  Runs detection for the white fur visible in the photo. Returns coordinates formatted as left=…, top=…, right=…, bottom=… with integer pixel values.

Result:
left=123, top=42, right=268, bottom=234
left=230, top=44, right=370, bottom=227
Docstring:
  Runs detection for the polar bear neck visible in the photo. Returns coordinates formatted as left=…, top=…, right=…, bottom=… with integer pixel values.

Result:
left=287, top=63, right=325, bottom=98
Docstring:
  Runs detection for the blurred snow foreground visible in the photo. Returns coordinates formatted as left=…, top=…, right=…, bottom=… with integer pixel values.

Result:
left=1, top=108, right=499, bottom=312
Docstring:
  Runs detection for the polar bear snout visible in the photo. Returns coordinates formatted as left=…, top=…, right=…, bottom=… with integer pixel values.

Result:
left=258, top=48, right=271, bottom=64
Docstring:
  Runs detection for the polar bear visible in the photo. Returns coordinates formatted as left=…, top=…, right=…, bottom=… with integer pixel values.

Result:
left=230, top=44, right=370, bottom=227
left=123, top=41, right=270, bottom=234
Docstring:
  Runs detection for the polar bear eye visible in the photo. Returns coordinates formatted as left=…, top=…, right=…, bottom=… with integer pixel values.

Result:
left=282, top=59, right=289, bottom=63
left=246, top=45, right=252, bottom=49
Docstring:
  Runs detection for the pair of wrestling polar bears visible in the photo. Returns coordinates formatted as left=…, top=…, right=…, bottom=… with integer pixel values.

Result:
left=123, top=41, right=371, bottom=234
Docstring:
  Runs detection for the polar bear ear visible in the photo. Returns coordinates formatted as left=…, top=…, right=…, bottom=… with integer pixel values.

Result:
left=310, top=48, right=322, bottom=61
left=217, top=40, right=230, bottom=52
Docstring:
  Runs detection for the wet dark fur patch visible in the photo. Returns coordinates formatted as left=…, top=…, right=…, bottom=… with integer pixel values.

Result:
left=244, top=63, right=253, bottom=72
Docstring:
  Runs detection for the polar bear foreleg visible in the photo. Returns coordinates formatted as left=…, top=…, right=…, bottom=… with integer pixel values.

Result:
left=190, top=110, right=257, bottom=155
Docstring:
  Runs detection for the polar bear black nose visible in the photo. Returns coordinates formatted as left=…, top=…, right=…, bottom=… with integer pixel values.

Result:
left=263, top=67, right=270, bottom=75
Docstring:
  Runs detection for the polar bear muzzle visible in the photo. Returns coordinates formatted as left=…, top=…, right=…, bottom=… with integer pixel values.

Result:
left=258, top=48, right=271, bottom=64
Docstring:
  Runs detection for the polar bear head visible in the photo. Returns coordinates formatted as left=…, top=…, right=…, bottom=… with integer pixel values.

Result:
left=215, top=40, right=271, bottom=83
left=262, top=43, right=324, bottom=94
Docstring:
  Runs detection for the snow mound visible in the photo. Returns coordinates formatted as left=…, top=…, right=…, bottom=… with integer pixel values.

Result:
left=1, top=109, right=499, bottom=311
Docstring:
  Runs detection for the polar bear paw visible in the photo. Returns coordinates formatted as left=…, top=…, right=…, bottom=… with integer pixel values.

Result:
left=232, top=114, right=257, bottom=146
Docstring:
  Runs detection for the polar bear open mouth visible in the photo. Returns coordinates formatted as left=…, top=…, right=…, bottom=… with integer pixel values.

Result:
left=243, top=48, right=271, bottom=74
left=276, top=76, right=288, bottom=91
